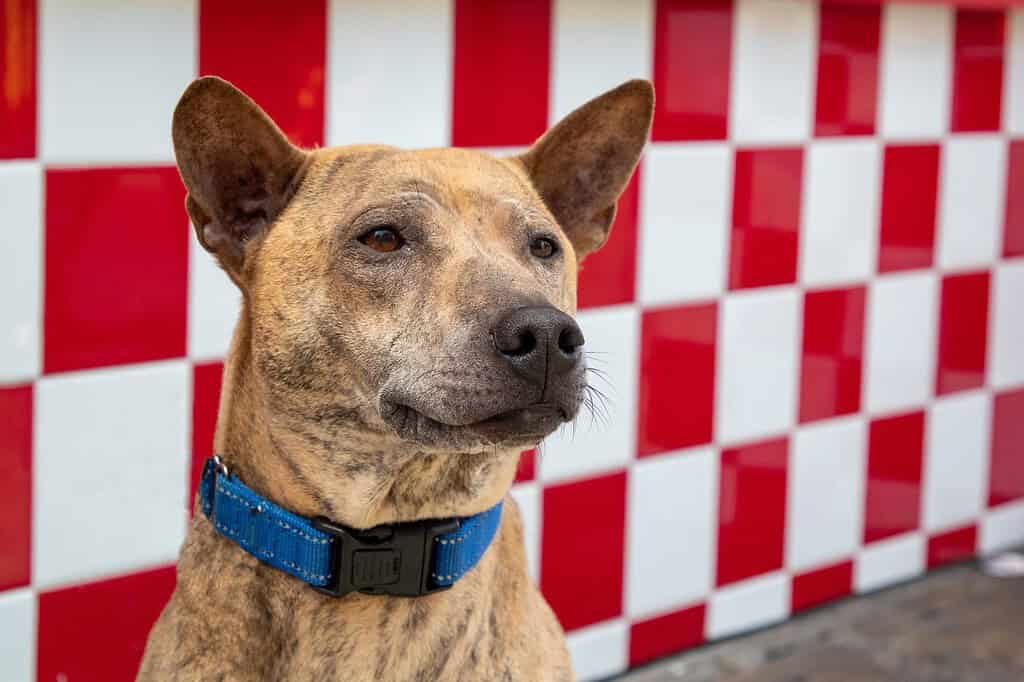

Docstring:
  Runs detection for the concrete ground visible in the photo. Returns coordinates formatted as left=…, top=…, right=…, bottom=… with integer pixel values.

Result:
left=616, top=555, right=1024, bottom=682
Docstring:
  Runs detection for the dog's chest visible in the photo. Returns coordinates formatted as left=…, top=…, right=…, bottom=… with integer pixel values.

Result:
left=141, top=508, right=572, bottom=680
left=274, top=595, right=514, bottom=681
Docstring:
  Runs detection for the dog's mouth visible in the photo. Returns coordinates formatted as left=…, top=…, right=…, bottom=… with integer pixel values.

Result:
left=380, top=400, right=570, bottom=448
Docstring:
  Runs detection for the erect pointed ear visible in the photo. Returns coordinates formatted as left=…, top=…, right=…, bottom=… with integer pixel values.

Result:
left=172, top=76, right=310, bottom=284
left=517, top=79, right=653, bottom=260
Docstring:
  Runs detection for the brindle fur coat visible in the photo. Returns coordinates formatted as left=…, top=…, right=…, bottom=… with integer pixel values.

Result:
left=139, top=76, right=653, bottom=681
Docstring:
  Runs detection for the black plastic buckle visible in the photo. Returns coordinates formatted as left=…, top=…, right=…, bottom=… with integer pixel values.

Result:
left=310, top=516, right=460, bottom=598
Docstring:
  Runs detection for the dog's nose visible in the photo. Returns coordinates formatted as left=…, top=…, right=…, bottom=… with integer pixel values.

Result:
left=492, top=306, right=584, bottom=383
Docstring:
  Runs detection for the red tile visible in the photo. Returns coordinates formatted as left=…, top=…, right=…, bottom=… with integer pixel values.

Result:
left=515, top=448, right=536, bottom=483
left=199, top=0, right=326, bottom=148
left=43, top=167, right=188, bottom=374
left=951, top=9, right=1005, bottom=133
left=190, top=361, right=224, bottom=509
left=637, top=303, right=717, bottom=456
left=0, top=0, right=36, bottom=158
left=878, top=144, right=940, bottom=274
left=864, top=411, right=925, bottom=544
left=1004, top=139, right=1024, bottom=258
left=814, top=3, right=881, bottom=137
left=577, top=169, right=639, bottom=309
left=728, top=148, right=803, bottom=290
left=927, top=524, right=977, bottom=569
left=716, top=438, right=788, bottom=587
left=629, top=603, right=706, bottom=666
left=936, top=271, right=990, bottom=396
left=799, top=286, right=866, bottom=423
left=0, top=384, right=31, bottom=592
left=989, top=388, right=1024, bottom=508
left=452, top=0, right=551, bottom=147
left=652, top=0, right=733, bottom=141
left=791, top=560, right=853, bottom=613
left=541, top=471, right=626, bottom=631
left=37, top=565, right=176, bottom=682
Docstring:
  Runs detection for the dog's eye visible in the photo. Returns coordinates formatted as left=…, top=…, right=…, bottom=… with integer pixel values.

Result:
left=359, top=226, right=404, bottom=253
left=529, top=237, right=558, bottom=259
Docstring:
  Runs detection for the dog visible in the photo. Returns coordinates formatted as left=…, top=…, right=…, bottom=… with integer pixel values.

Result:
left=138, top=75, right=652, bottom=681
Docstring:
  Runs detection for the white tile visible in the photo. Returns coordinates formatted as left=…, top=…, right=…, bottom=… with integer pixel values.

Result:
left=787, top=417, right=866, bottom=572
left=0, top=589, right=34, bottom=682
left=864, top=272, right=939, bottom=415
left=626, top=448, right=718, bottom=617
left=0, top=162, right=42, bottom=382
left=509, top=482, right=541, bottom=584
left=800, top=140, right=880, bottom=287
left=717, top=288, right=800, bottom=444
left=706, top=572, right=790, bottom=640
left=39, top=0, right=197, bottom=163
left=879, top=4, right=953, bottom=139
left=938, top=136, right=1006, bottom=271
left=566, top=619, right=628, bottom=682
left=188, top=235, right=241, bottom=361
left=638, top=143, right=732, bottom=305
left=730, top=0, right=817, bottom=143
left=854, top=532, right=925, bottom=593
left=327, top=0, right=452, bottom=148
left=979, top=500, right=1024, bottom=554
left=550, top=0, right=652, bottom=121
left=540, top=305, right=639, bottom=482
left=1005, top=10, right=1024, bottom=134
left=34, top=361, right=189, bottom=587
left=923, top=392, right=991, bottom=533
left=990, top=261, right=1024, bottom=389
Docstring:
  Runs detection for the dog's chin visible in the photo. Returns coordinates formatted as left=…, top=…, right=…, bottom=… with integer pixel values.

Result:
left=380, top=400, right=571, bottom=450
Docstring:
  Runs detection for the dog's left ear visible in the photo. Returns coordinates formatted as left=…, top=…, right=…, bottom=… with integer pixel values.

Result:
left=517, top=79, right=653, bottom=260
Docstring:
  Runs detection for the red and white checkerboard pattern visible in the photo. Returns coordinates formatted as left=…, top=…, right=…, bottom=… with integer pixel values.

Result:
left=3, top=0, right=1024, bottom=679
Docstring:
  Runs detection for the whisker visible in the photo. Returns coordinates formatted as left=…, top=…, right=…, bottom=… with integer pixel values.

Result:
left=579, top=383, right=612, bottom=431
left=584, top=365, right=620, bottom=401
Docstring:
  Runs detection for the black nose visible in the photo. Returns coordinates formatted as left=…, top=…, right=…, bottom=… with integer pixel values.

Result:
left=492, top=306, right=585, bottom=384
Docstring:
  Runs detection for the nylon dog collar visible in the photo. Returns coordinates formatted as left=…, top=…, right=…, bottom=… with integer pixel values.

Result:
left=199, top=456, right=503, bottom=597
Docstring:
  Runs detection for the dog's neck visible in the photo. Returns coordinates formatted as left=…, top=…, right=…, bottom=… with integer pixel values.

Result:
left=208, top=315, right=520, bottom=529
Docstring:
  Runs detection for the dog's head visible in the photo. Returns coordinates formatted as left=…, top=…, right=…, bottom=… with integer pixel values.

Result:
left=174, top=77, right=651, bottom=457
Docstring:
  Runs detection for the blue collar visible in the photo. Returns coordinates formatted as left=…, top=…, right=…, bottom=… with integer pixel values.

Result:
left=199, top=456, right=503, bottom=597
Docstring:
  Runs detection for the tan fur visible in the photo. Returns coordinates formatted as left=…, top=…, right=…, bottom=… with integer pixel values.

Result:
left=139, top=77, right=652, bottom=681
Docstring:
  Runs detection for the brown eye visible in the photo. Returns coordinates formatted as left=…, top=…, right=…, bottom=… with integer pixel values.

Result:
left=529, top=237, right=557, bottom=259
left=359, top=226, right=403, bottom=253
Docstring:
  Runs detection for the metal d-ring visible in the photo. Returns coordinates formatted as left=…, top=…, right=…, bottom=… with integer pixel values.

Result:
left=212, top=454, right=229, bottom=477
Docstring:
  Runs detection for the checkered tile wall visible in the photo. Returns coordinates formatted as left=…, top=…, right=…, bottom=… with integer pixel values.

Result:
left=2, top=1, right=1024, bottom=680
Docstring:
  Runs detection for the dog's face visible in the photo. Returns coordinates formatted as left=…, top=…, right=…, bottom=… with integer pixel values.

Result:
left=256, top=148, right=587, bottom=452
left=174, top=78, right=652, bottom=455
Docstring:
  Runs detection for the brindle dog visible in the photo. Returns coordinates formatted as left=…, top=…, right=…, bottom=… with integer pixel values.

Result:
left=139, top=76, right=653, bottom=681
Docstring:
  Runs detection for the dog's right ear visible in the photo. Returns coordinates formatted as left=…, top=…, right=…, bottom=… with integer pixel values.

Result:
left=172, top=76, right=309, bottom=285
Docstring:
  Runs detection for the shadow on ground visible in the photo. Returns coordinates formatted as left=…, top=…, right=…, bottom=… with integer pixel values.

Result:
left=616, top=556, right=1024, bottom=682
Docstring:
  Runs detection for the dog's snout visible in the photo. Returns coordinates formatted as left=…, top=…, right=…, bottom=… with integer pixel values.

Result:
left=493, top=306, right=584, bottom=383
